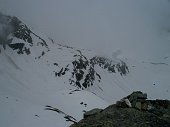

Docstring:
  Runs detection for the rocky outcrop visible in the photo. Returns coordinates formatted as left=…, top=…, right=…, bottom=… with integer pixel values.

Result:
left=0, top=13, right=49, bottom=56
left=83, top=108, right=103, bottom=118
left=54, top=52, right=129, bottom=90
left=90, top=56, right=129, bottom=75
left=70, top=91, right=170, bottom=127
left=1, top=13, right=130, bottom=91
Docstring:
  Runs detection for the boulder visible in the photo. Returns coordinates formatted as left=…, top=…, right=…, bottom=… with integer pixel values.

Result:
left=128, top=91, right=147, bottom=101
left=83, top=108, right=103, bottom=118
left=116, top=98, right=132, bottom=108
left=135, top=102, right=142, bottom=110
left=70, top=91, right=170, bottom=127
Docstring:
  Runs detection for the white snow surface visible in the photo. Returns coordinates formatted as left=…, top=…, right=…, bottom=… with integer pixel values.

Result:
left=0, top=31, right=170, bottom=127
left=0, top=35, right=111, bottom=127
left=0, top=12, right=170, bottom=127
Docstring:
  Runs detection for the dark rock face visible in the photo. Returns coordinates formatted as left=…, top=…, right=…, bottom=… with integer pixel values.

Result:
left=90, top=56, right=129, bottom=75
left=71, top=56, right=129, bottom=89
left=55, top=65, right=69, bottom=77
left=0, top=13, right=48, bottom=56
left=70, top=92, right=170, bottom=127
left=69, top=54, right=97, bottom=89
left=8, top=43, right=30, bottom=55
left=54, top=54, right=129, bottom=90
left=1, top=13, right=130, bottom=90
left=10, top=16, right=33, bottom=45
left=0, top=13, right=32, bottom=53
left=83, top=108, right=103, bottom=118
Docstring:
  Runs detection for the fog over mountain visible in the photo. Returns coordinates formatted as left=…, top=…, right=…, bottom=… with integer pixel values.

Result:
left=1, top=0, right=170, bottom=59
left=0, top=1, right=170, bottom=127
left=0, top=13, right=14, bottom=45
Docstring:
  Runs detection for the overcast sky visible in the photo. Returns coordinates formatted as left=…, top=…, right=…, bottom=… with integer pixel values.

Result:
left=0, top=0, right=170, bottom=59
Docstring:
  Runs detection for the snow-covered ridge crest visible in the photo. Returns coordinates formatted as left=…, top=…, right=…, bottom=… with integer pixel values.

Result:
left=0, top=12, right=49, bottom=58
left=0, top=13, right=130, bottom=127
left=0, top=13, right=129, bottom=91
left=0, top=12, right=170, bottom=127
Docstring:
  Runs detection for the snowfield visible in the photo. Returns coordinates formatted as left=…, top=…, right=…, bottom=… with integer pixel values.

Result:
left=0, top=32, right=169, bottom=126
left=0, top=2, right=170, bottom=126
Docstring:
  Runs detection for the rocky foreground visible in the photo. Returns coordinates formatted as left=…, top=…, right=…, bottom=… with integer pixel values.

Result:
left=70, top=91, right=170, bottom=127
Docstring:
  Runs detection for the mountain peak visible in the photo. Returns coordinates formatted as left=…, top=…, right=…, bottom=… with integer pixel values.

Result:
left=0, top=12, right=169, bottom=127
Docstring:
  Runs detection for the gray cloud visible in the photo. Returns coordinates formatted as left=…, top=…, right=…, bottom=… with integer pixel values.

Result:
left=0, top=0, right=170, bottom=59
left=0, top=13, right=14, bottom=47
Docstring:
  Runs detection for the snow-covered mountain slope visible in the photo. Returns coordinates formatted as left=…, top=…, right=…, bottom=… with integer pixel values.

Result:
left=0, top=13, right=170, bottom=127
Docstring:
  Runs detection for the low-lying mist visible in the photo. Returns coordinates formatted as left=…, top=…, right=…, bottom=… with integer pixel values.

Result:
left=0, top=0, right=170, bottom=59
left=0, top=13, right=14, bottom=46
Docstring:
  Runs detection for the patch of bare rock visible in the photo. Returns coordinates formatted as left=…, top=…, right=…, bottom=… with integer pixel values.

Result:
left=70, top=91, right=170, bottom=127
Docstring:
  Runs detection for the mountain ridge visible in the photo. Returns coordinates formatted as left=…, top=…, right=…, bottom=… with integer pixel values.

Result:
left=70, top=91, right=170, bottom=127
left=0, top=13, right=170, bottom=127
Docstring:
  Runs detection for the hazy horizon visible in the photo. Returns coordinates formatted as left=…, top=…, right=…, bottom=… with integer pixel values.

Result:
left=0, top=0, right=170, bottom=59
